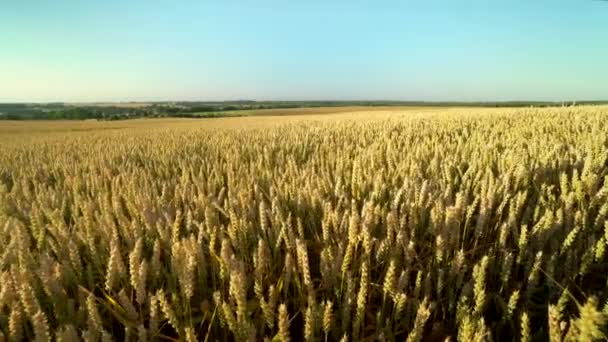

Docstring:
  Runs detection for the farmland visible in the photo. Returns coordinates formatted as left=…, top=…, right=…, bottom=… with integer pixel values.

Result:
left=1, top=106, right=607, bottom=341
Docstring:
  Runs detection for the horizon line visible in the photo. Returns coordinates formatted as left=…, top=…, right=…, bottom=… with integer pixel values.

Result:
left=1, top=99, right=607, bottom=105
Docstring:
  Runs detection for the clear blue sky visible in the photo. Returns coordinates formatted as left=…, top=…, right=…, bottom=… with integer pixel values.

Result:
left=1, top=0, right=607, bottom=102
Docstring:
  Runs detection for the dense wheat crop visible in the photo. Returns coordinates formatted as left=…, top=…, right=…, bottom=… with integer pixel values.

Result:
left=1, top=106, right=608, bottom=341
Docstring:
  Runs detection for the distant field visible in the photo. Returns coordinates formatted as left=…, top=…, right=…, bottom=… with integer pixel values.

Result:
left=0, top=106, right=456, bottom=136
left=191, top=105, right=454, bottom=117
left=4, top=101, right=602, bottom=121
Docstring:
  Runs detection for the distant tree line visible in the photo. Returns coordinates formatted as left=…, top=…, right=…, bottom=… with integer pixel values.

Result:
left=0, top=105, right=161, bottom=121
left=1, top=100, right=607, bottom=121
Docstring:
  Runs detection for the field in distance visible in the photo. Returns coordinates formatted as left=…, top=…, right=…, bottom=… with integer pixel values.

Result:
left=189, top=105, right=455, bottom=117
left=0, top=105, right=607, bottom=341
left=0, top=105, right=458, bottom=136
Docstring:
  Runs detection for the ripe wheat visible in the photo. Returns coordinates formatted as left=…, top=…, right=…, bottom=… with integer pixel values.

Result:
left=0, top=106, right=607, bottom=340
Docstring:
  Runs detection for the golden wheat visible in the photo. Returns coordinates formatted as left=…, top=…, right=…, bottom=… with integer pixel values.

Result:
left=0, top=106, right=606, bottom=340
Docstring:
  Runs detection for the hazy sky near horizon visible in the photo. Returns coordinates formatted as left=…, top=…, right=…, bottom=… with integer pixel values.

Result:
left=1, top=1, right=607, bottom=102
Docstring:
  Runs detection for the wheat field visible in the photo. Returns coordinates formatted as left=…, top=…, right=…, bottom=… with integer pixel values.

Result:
left=0, top=106, right=607, bottom=341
